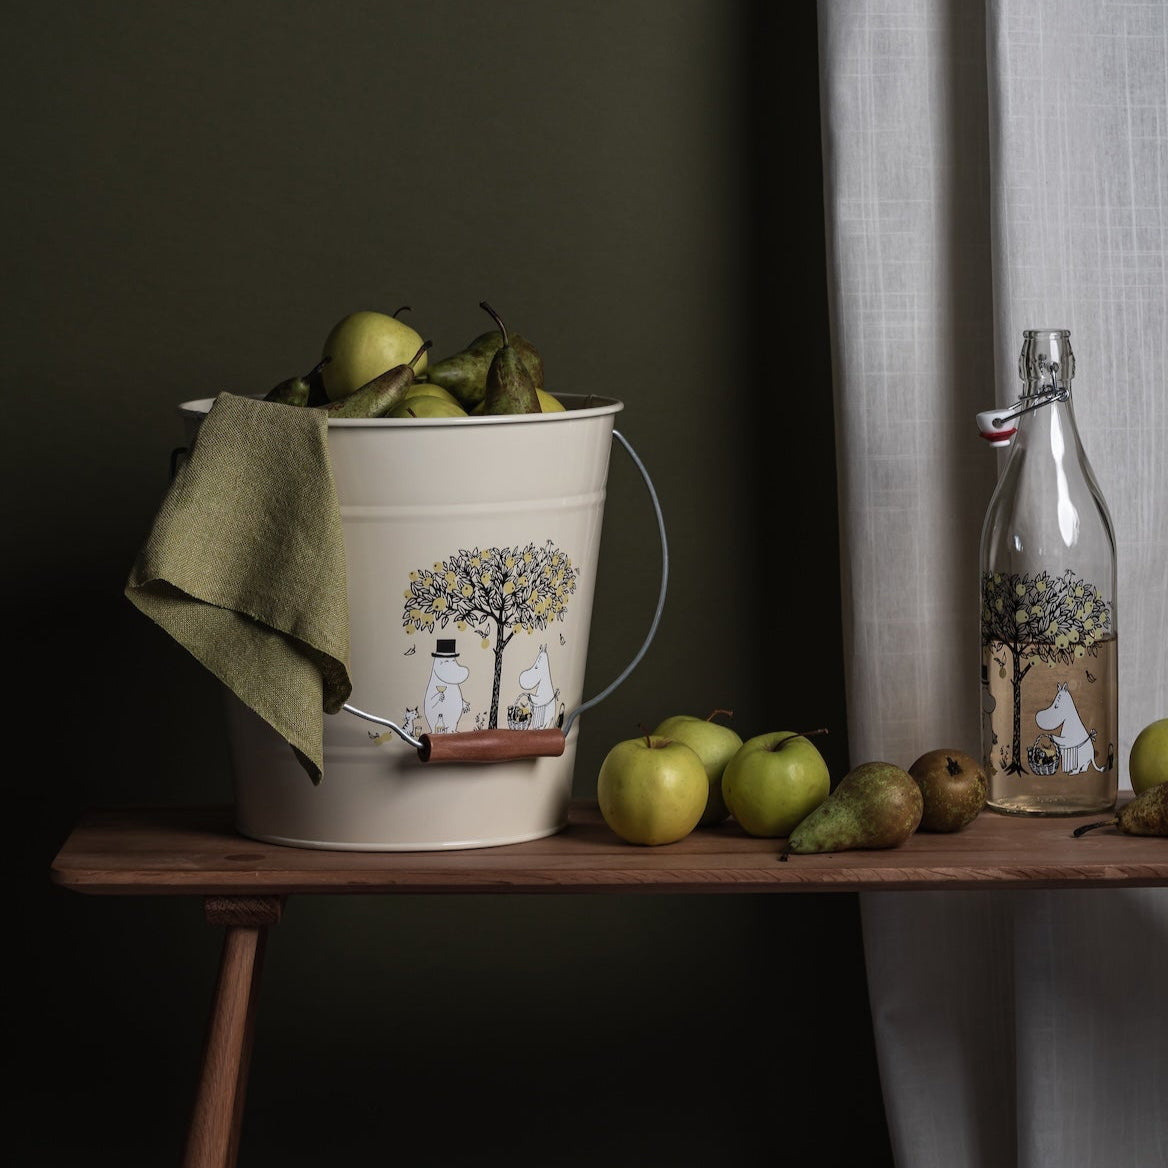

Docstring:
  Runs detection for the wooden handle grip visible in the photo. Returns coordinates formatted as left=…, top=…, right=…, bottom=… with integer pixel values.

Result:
left=418, top=729, right=566, bottom=764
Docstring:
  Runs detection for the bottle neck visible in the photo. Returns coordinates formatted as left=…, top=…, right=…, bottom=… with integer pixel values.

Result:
left=1018, top=329, right=1074, bottom=391
left=1009, top=386, right=1081, bottom=455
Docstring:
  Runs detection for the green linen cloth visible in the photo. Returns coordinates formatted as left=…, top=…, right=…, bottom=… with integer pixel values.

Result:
left=126, top=392, right=352, bottom=783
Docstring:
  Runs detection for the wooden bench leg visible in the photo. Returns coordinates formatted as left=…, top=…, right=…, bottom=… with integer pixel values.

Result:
left=183, top=896, right=283, bottom=1168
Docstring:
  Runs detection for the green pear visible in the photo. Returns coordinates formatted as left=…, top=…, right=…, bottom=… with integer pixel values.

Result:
left=784, top=761, right=923, bottom=855
left=480, top=302, right=539, bottom=415
left=426, top=324, right=544, bottom=410
left=423, top=331, right=501, bottom=408
left=402, top=381, right=461, bottom=407
left=325, top=341, right=431, bottom=418
left=263, top=357, right=330, bottom=406
left=536, top=388, right=566, bottom=413
left=387, top=396, right=467, bottom=419
left=1073, top=783, right=1168, bottom=838
left=320, top=308, right=429, bottom=401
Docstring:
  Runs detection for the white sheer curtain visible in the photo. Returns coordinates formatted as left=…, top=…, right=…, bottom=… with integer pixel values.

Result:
left=818, top=3, right=1168, bottom=1166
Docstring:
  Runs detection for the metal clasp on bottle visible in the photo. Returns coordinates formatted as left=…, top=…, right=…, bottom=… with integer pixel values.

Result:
left=976, top=358, right=1068, bottom=447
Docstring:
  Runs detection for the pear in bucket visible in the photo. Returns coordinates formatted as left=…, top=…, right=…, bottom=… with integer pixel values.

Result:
left=264, top=357, right=330, bottom=407
left=320, top=307, right=429, bottom=401
left=426, top=313, right=544, bottom=410
left=480, top=302, right=540, bottom=415
left=325, top=341, right=432, bottom=418
left=387, top=397, right=467, bottom=419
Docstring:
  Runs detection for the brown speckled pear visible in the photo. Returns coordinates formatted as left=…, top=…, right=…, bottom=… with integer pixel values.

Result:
left=324, top=341, right=432, bottom=418
left=1073, top=783, right=1168, bottom=838
left=908, top=748, right=988, bottom=832
left=264, top=357, right=330, bottom=407
left=785, top=761, right=923, bottom=854
left=427, top=327, right=544, bottom=410
left=479, top=302, right=540, bottom=416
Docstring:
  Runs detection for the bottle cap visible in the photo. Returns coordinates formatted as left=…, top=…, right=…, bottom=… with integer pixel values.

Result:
left=976, top=408, right=1017, bottom=447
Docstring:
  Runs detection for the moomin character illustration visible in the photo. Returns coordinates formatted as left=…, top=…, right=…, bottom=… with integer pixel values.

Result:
left=402, top=542, right=578, bottom=728
left=369, top=705, right=425, bottom=746
left=424, top=639, right=470, bottom=734
left=1035, top=682, right=1105, bottom=774
left=511, top=643, right=561, bottom=730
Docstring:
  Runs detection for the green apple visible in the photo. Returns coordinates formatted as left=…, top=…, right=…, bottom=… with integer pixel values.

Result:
left=597, top=735, right=708, bottom=845
left=651, top=711, right=742, bottom=826
left=722, top=731, right=830, bottom=838
left=387, top=397, right=467, bottom=419
left=537, top=388, right=566, bottom=413
left=1129, top=717, right=1168, bottom=794
left=321, top=309, right=429, bottom=401
left=404, top=381, right=461, bottom=407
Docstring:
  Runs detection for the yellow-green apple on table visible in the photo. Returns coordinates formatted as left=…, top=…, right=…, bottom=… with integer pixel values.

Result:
left=651, top=711, right=742, bottom=826
left=596, top=735, right=708, bottom=845
left=321, top=309, right=429, bottom=401
left=1129, top=718, right=1168, bottom=794
left=722, top=730, right=831, bottom=838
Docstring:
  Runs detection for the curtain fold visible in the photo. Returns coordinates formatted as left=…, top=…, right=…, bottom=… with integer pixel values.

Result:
left=818, top=3, right=1168, bottom=1166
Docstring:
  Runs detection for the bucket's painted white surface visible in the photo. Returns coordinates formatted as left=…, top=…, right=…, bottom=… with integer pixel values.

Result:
left=179, top=394, right=622, bottom=851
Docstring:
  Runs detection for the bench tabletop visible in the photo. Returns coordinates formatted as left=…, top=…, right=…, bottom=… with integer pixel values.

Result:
left=48, top=798, right=1168, bottom=896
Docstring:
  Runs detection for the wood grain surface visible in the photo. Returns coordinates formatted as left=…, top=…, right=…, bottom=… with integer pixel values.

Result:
left=49, top=798, right=1167, bottom=896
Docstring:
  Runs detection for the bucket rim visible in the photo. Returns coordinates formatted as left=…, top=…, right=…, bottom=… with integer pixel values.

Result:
left=178, top=392, right=624, bottom=426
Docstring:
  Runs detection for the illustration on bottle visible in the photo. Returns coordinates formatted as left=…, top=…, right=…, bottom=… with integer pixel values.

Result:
left=978, top=330, right=1118, bottom=816
left=981, top=567, right=1115, bottom=779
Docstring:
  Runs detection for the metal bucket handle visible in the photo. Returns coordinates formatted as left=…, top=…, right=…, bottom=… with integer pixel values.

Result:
left=343, top=427, right=668, bottom=764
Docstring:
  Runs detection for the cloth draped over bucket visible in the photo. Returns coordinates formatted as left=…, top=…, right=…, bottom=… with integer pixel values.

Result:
left=125, top=392, right=352, bottom=784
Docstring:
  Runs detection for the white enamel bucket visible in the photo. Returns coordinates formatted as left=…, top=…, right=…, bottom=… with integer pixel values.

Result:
left=177, top=395, right=664, bottom=851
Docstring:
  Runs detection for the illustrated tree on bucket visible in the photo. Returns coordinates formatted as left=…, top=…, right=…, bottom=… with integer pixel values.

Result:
left=402, top=542, right=578, bottom=728
left=981, top=568, right=1111, bottom=774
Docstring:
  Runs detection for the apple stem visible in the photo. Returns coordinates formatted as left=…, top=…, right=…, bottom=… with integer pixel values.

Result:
left=768, top=728, right=829, bottom=753
left=1072, top=818, right=1118, bottom=838
left=706, top=709, right=734, bottom=723
left=637, top=723, right=669, bottom=749
left=479, top=301, right=508, bottom=346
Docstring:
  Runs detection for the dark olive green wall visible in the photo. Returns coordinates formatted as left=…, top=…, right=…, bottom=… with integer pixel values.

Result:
left=8, top=3, right=886, bottom=1164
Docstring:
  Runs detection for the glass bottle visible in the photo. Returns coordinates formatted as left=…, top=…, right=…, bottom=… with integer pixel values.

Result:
left=978, top=329, right=1118, bottom=815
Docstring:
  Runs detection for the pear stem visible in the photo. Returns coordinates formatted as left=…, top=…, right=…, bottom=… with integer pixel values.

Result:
left=392, top=305, right=411, bottom=318
left=1072, top=818, right=1118, bottom=838
left=409, top=340, right=432, bottom=369
left=706, top=709, right=734, bottom=723
left=304, top=356, right=330, bottom=379
left=479, top=301, right=508, bottom=346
